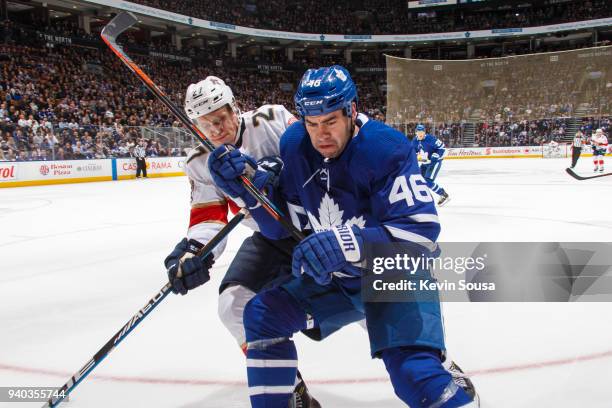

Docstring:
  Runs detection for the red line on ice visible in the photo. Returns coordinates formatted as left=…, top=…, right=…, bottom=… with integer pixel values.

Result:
left=1, top=349, right=611, bottom=386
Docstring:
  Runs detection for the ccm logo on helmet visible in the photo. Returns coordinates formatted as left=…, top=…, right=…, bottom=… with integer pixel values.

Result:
left=304, top=100, right=323, bottom=106
left=192, top=99, right=210, bottom=109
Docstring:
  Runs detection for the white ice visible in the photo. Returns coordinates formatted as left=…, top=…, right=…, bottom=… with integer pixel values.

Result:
left=1, top=157, right=611, bottom=408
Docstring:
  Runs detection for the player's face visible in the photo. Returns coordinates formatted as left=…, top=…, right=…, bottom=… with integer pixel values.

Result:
left=195, top=106, right=239, bottom=146
left=304, top=104, right=357, bottom=159
left=416, top=131, right=426, bottom=140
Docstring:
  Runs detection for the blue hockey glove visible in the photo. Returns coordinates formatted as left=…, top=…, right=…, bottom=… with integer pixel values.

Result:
left=164, top=238, right=215, bottom=295
left=430, top=152, right=441, bottom=163
left=208, top=145, right=253, bottom=197
left=208, top=145, right=283, bottom=208
left=250, top=156, right=284, bottom=201
left=292, top=225, right=364, bottom=286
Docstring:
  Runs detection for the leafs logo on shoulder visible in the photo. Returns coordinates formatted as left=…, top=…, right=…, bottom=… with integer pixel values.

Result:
left=307, top=193, right=365, bottom=233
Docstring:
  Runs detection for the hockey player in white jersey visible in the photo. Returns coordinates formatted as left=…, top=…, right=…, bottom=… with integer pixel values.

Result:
left=162, top=76, right=320, bottom=407
left=591, top=128, right=609, bottom=172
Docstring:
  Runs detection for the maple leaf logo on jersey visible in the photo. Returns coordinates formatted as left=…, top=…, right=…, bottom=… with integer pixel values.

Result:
left=306, top=193, right=366, bottom=232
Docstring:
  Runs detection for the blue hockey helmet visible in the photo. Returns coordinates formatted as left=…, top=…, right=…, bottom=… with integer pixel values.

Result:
left=416, top=124, right=426, bottom=132
left=294, top=65, right=358, bottom=118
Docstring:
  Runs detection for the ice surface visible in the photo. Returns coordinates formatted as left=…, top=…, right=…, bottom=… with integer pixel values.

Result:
left=1, top=157, right=611, bottom=407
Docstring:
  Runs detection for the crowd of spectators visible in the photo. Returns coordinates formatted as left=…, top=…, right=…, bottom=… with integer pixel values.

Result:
left=474, top=117, right=611, bottom=147
left=474, top=118, right=569, bottom=147
left=0, top=23, right=389, bottom=162
left=1, top=18, right=95, bottom=44
left=132, top=0, right=611, bottom=35
left=392, top=117, right=610, bottom=149
left=1, top=8, right=610, bottom=162
left=578, top=116, right=611, bottom=135
left=387, top=44, right=610, bottom=126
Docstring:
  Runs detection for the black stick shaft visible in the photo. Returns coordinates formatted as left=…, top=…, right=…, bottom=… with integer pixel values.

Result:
left=43, top=211, right=247, bottom=407
left=566, top=167, right=612, bottom=180
left=100, top=12, right=304, bottom=242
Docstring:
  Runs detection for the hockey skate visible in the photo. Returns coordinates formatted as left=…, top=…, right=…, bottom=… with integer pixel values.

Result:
left=443, top=359, right=480, bottom=407
left=594, top=165, right=599, bottom=172
left=289, top=374, right=322, bottom=408
left=437, top=191, right=451, bottom=207
left=600, top=167, right=605, bottom=173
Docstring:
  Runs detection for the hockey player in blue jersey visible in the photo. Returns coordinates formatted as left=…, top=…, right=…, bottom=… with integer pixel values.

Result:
left=413, top=124, right=451, bottom=206
left=208, top=66, right=479, bottom=407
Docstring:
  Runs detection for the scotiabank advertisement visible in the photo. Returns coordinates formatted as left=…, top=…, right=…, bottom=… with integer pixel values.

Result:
left=446, top=145, right=544, bottom=159
left=115, top=157, right=186, bottom=178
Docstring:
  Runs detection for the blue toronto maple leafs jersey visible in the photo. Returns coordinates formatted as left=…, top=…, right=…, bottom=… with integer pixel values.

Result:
left=252, top=114, right=440, bottom=251
left=413, top=134, right=446, bottom=162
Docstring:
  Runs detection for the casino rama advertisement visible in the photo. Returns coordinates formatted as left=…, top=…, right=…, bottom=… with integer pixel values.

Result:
left=115, top=157, right=186, bottom=179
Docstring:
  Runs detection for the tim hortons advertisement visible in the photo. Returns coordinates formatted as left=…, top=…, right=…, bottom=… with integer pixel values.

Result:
left=446, top=146, right=542, bottom=159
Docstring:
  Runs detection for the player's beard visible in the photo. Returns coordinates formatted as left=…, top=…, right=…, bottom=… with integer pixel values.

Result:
left=348, top=116, right=355, bottom=139
left=315, top=115, right=355, bottom=159
left=331, top=115, right=355, bottom=159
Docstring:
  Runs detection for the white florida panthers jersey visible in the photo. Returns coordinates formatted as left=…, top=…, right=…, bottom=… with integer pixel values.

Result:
left=184, top=104, right=297, bottom=257
left=591, top=133, right=609, bottom=150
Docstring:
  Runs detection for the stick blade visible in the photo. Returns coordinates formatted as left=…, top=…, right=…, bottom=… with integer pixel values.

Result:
left=566, top=167, right=585, bottom=180
left=101, top=11, right=138, bottom=42
left=566, top=167, right=612, bottom=180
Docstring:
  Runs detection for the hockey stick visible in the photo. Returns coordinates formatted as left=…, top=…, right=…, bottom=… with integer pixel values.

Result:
left=43, top=210, right=247, bottom=408
left=565, top=167, right=612, bottom=180
left=101, top=12, right=304, bottom=242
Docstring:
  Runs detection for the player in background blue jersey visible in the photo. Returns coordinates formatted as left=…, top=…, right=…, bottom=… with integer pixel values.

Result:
left=413, top=124, right=451, bottom=206
left=208, top=66, right=479, bottom=408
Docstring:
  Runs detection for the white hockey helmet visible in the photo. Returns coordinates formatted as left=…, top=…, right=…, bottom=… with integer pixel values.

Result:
left=184, top=76, right=237, bottom=120
left=595, top=128, right=604, bottom=134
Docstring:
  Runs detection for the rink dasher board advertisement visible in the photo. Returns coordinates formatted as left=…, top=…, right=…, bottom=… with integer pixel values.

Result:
left=446, top=145, right=545, bottom=159
left=0, top=157, right=186, bottom=188
left=445, top=145, right=608, bottom=159
left=115, top=157, right=186, bottom=180
left=0, top=149, right=606, bottom=187
left=0, top=160, right=112, bottom=187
